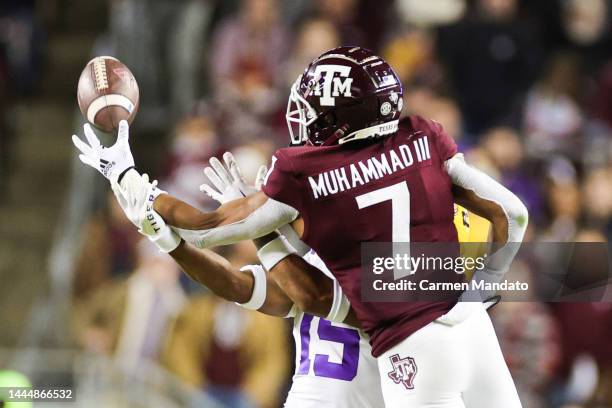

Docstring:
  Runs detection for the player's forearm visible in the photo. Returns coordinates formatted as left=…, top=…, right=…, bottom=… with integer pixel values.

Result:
left=256, top=278, right=296, bottom=317
left=171, top=239, right=294, bottom=317
left=453, top=186, right=509, bottom=245
left=153, top=194, right=221, bottom=229
left=169, top=240, right=254, bottom=303
left=153, top=191, right=269, bottom=229
left=172, top=194, right=299, bottom=249
left=256, top=233, right=354, bottom=325
left=271, top=257, right=359, bottom=327
left=246, top=232, right=299, bottom=317
left=268, top=255, right=335, bottom=318
left=446, top=155, right=528, bottom=246
left=447, top=154, right=528, bottom=288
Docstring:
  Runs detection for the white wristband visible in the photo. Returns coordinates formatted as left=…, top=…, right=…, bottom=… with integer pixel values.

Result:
left=237, top=265, right=267, bottom=310
left=149, top=226, right=181, bottom=253
left=326, top=280, right=351, bottom=323
left=141, top=208, right=180, bottom=253
left=257, top=235, right=297, bottom=271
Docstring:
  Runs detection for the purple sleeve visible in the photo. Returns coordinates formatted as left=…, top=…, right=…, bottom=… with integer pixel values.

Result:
left=262, top=150, right=304, bottom=212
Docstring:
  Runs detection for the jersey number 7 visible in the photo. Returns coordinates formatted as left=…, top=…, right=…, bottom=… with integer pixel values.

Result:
left=355, top=181, right=411, bottom=242
left=356, top=181, right=413, bottom=278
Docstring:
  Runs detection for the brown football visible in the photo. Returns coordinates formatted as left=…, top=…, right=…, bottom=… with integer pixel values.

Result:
left=77, top=56, right=139, bottom=133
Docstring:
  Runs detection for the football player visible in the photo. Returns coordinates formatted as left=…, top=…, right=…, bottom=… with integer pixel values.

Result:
left=195, top=158, right=491, bottom=408
left=73, top=47, right=528, bottom=407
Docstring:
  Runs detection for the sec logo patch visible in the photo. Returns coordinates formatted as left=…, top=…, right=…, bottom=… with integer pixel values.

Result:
left=380, top=101, right=392, bottom=116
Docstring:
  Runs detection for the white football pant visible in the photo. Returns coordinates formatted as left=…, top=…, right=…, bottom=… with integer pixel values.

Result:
left=377, top=304, right=522, bottom=407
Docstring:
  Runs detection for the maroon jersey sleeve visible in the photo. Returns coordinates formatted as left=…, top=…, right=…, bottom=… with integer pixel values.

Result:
left=429, top=120, right=457, bottom=161
left=411, top=115, right=458, bottom=161
left=431, top=119, right=458, bottom=161
left=262, top=149, right=304, bottom=212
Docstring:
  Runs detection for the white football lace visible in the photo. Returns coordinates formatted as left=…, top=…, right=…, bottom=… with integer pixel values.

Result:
left=93, top=57, right=109, bottom=91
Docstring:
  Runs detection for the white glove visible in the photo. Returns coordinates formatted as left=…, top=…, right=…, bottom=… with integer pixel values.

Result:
left=199, top=151, right=311, bottom=258
left=111, top=171, right=181, bottom=253
left=200, top=151, right=267, bottom=203
left=72, top=120, right=135, bottom=183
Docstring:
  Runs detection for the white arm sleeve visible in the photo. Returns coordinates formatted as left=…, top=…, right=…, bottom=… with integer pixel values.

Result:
left=445, top=154, right=528, bottom=299
left=237, top=265, right=268, bottom=310
left=236, top=264, right=300, bottom=318
left=257, top=235, right=297, bottom=271
left=175, top=198, right=299, bottom=248
left=326, top=280, right=351, bottom=323
left=278, top=224, right=311, bottom=256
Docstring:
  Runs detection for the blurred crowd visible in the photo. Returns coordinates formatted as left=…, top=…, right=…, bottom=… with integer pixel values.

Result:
left=2, top=0, right=611, bottom=407
left=0, top=0, right=43, bottom=198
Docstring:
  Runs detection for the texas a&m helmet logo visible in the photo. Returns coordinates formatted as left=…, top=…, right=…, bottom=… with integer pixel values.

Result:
left=387, top=354, right=417, bottom=389
left=310, top=64, right=353, bottom=106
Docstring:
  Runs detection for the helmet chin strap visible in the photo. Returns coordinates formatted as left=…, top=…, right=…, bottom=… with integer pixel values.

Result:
left=338, top=120, right=399, bottom=144
left=322, top=124, right=350, bottom=146
left=308, top=120, right=399, bottom=146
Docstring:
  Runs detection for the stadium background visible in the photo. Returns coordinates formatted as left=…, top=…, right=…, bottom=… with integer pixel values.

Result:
left=0, top=0, right=610, bottom=407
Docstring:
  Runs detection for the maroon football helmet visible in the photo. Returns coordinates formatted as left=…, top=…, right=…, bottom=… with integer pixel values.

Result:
left=286, top=46, right=403, bottom=146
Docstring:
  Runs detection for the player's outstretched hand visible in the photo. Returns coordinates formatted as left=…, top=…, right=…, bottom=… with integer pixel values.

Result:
left=72, top=120, right=135, bottom=183
left=111, top=171, right=155, bottom=228
left=200, top=151, right=267, bottom=204
left=111, top=172, right=180, bottom=253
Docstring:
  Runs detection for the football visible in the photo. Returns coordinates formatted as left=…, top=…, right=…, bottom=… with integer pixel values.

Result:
left=77, top=56, right=139, bottom=133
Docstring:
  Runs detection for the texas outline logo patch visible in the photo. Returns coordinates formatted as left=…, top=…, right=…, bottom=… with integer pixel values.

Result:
left=387, top=354, right=417, bottom=389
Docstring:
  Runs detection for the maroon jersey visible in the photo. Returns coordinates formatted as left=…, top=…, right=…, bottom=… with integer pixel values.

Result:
left=263, top=115, right=459, bottom=356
